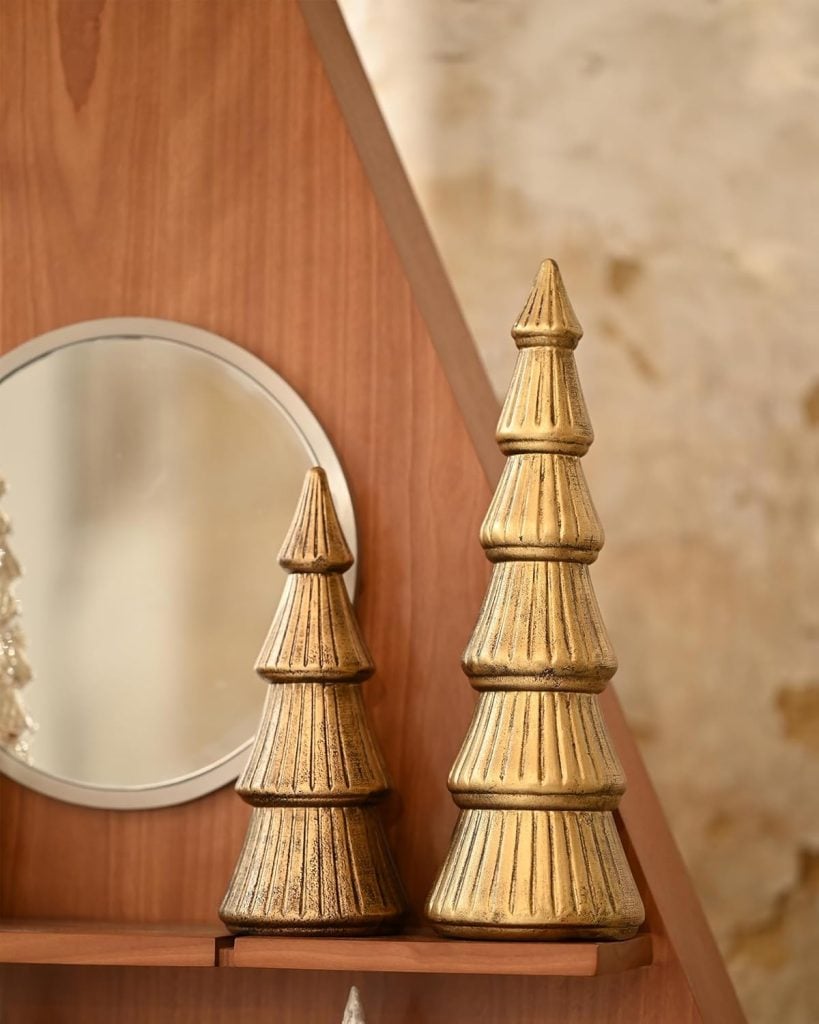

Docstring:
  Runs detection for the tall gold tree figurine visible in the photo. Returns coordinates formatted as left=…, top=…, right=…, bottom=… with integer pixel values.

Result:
left=220, top=467, right=406, bottom=935
left=0, top=479, right=35, bottom=759
left=426, top=260, right=645, bottom=940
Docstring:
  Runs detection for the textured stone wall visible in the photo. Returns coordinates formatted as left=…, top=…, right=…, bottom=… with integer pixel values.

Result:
left=340, top=2, right=819, bottom=1020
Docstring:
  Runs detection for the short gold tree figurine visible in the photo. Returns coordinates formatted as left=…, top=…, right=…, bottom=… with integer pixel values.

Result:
left=426, top=260, right=645, bottom=940
left=220, top=467, right=406, bottom=935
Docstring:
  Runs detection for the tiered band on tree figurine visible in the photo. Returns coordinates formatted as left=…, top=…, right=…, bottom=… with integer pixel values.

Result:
left=220, top=467, right=406, bottom=935
left=0, top=479, right=34, bottom=760
left=426, top=260, right=645, bottom=940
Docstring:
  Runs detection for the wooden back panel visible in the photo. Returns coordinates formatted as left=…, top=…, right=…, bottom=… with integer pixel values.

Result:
left=0, top=1, right=741, bottom=1021
left=0, top=0, right=488, bottom=926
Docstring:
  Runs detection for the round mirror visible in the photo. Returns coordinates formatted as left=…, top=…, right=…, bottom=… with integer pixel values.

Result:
left=0, top=318, right=355, bottom=809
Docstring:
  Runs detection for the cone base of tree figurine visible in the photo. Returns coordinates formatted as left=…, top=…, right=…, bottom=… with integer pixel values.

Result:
left=220, top=805, right=404, bottom=936
left=426, top=809, right=643, bottom=941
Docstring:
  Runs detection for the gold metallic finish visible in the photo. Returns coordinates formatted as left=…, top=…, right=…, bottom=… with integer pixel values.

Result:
left=480, top=453, right=603, bottom=562
left=463, top=561, right=616, bottom=688
left=278, top=464, right=354, bottom=573
left=221, top=467, right=405, bottom=935
left=236, top=682, right=389, bottom=805
left=497, top=347, right=593, bottom=456
left=512, top=259, right=583, bottom=347
left=427, top=260, right=644, bottom=939
left=448, top=692, right=625, bottom=810
left=427, top=809, right=643, bottom=940
left=255, top=573, right=374, bottom=682
left=221, top=805, right=404, bottom=936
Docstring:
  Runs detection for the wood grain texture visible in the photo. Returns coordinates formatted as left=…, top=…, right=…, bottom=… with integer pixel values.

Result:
left=227, top=931, right=653, bottom=976
left=297, top=1, right=504, bottom=488
left=0, top=921, right=216, bottom=967
left=0, top=963, right=701, bottom=1024
left=0, top=0, right=733, bottom=1019
left=0, top=0, right=487, bottom=929
left=0, top=919, right=652, bottom=975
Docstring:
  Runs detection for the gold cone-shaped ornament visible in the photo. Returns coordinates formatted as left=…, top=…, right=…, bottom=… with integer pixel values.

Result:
left=426, top=260, right=645, bottom=940
left=220, top=468, right=406, bottom=935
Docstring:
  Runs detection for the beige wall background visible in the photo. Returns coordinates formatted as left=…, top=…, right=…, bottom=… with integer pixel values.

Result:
left=340, top=2, right=819, bottom=1021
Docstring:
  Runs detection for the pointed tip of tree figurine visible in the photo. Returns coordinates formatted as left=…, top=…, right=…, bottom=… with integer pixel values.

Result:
left=256, top=467, right=372, bottom=682
left=512, top=258, right=583, bottom=348
left=279, top=466, right=354, bottom=573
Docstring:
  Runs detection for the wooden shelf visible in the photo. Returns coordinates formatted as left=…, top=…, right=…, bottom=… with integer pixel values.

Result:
left=224, top=931, right=653, bottom=976
left=0, top=921, right=218, bottom=967
left=0, top=921, right=653, bottom=977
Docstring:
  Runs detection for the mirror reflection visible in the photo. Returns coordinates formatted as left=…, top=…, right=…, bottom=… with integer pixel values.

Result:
left=0, top=326, right=354, bottom=806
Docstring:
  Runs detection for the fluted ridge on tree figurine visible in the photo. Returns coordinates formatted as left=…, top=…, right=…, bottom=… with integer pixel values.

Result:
left=426, top=260, right=644, bottom=940
left=481, top=452, right=603, bottom=561
left=220, top=467, right=405, bottom=935
left=236, top=682, right=389, bottom=804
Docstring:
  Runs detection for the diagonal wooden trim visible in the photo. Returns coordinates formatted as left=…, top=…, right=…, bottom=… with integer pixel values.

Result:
left=298, top=0, right=504, bottom=486
left=298, top=4, right=745, bottom=1021
left=601, top=691, right=746, bottom=1022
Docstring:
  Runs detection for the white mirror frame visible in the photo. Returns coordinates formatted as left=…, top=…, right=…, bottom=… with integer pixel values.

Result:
left=0, top=317, right=357, bottom=809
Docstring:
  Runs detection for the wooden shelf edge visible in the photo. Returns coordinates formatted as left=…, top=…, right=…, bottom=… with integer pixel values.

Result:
left=0, top=921, right=218, bottom=967
left=225, top=932, right=654, bottom=977
left=0, top=921, right=653, bottom=977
